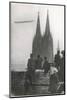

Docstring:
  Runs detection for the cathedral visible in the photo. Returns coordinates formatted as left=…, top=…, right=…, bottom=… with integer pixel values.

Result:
left=32, top=11, right=53, bottom=63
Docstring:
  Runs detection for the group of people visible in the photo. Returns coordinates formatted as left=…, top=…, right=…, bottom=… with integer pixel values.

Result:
left=24, top=54, right=50, bottom=94
left=49, top=50, right=65, bottom=93
left=24, top=50, right=65, bottom=94
left=27, top=54, right=50, bottom=73
left=54, top=50, right=65, bottom=82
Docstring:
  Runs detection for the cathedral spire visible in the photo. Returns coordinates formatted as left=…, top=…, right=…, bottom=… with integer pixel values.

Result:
left=41, top=10, right=53, bottom=63
left=45, top=10, right=50, bottom=35
left=36, top=12, right=41, bottom=37
left=32, top=12, right=42, bottom=59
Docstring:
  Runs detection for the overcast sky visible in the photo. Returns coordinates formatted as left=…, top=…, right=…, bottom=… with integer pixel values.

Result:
left=11, top=3, right=64, bottom=71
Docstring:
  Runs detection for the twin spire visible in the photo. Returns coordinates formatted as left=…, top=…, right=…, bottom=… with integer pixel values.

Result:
left=36, top=10, right=51, bottom=38
left=32, top=11, right=53, bottom=63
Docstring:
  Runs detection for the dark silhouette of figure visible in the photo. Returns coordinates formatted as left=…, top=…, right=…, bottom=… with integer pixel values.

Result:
left=59, top=50, right=65, bottom=82
left=27, top=53, right=35, bottom=71
left=35, top=55, right=43, bottom=69
left=27, top=53, right=35, bottom=81
left=54, top=50, right=61, bottom=70
left=24, top=53, right=35, bottom=94
left=49, top=71, right=59, bottom=93
left=43, top=57, right=50, bottom=74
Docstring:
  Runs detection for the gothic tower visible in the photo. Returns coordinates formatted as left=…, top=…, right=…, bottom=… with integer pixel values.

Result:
left=32, top=12, right=42, bottom=59
left=41, top=11, right=53, bottom=63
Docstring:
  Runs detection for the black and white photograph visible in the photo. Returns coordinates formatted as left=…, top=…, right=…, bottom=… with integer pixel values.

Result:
left=9, top=2, right=65, bottom=97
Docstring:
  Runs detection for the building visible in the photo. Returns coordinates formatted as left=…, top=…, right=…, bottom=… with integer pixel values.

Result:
left=32, top=11, right=53, bottom=63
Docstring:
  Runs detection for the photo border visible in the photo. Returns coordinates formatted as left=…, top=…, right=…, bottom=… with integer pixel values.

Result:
left=9, top=1, right=66, bottom=98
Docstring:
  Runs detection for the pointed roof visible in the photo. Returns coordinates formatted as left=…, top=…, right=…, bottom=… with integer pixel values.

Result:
left=32, top=12, right=42, bottom=58
left=42, top=10, right=53, bottom=45
left=36, top=12, right=41, bottom=37
left=44, top=10, right=50, bottom=35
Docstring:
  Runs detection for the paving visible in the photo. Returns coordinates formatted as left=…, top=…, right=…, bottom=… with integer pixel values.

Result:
left=11, top=70, right=64, bottom=97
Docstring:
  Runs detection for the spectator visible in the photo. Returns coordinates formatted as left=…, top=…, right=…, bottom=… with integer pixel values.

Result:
left=35, top=55, right=43, bottom=69
left=54, top=50, right=61, bottom=70
left=43, top=57, right=50, bottom=75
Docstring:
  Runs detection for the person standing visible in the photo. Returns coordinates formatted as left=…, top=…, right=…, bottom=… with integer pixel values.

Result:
left=35, top=55, right=43, bottom=69
left=43, top=57, right=50, bottom=75
left=27, top=53, right=35, bottom=81
left=54, top=50, right=61, bottom=70
left=24, top=53, right=35, bottom=94
left=59, top=50, right=65, bottom=82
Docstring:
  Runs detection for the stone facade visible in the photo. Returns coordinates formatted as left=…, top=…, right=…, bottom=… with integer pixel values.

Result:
left=32, top=12, right=53, bottom=63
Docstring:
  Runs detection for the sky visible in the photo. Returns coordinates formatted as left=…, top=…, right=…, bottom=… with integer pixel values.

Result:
left=11, top=3, right=64, bottom=71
